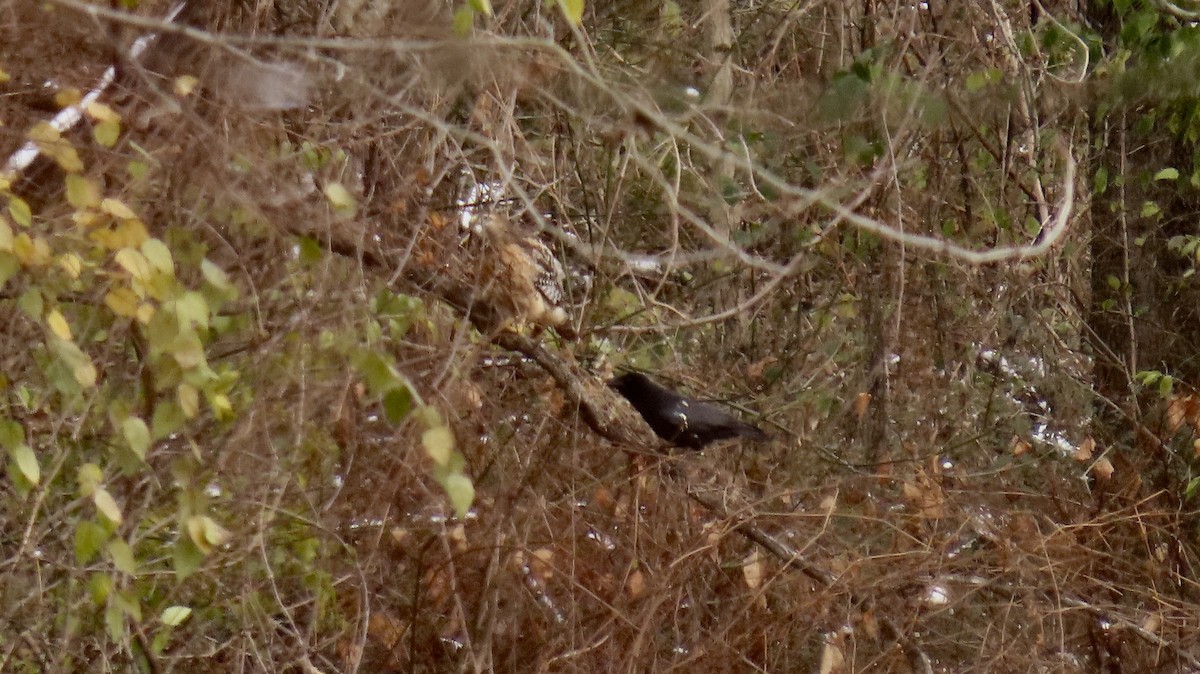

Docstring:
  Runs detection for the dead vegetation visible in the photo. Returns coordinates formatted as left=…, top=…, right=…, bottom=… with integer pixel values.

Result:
left=3, top=0, right=1200, bottom=672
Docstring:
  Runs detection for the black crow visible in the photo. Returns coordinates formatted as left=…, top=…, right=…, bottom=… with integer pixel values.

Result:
left=609, top=372, right=769, bottom=449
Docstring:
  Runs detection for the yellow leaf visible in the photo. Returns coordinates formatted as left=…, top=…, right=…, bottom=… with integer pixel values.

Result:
left=443, top=472, right=474, bottom=519
left=0, top=217, right=11, bottom=251
left=104, top=287, right=141, bottom=318
left=78, top=463, right=103, bottom=496
left=93, top=119, right=120, bottom=148
left=93, top=487, right=123, bottom=524
left=186, top=515, right=230, bottom=553
left=92, top=222, right=153, bottom=250
left=178, top=383, right=199, bottom=418
left=742, top=549, right=764, bottom=589
left=100, top=198, right=138, bottom=220
left=47, top=309, right=72, bottom=340
left=115, top=248, right=151, bottom=281
left=323, top=182, right=358, bottom=218
left=50, top=337, right=97, bottom=388
left=121, top=417, right=151, bottom=460
left=65, top=174, right=101, bottom=209
left=58, top=253, right=83, bottom=279
left=13, top=233, right=51, bottom=266
left=210, top=393, right=233, bottom=420
left=29, top=122, right=83, bottom=173
left=11, top=444, right=39, bottom=486
left=161, top=605, right=192, bottom=627
left=141, top=238, right=174, bottom=275
left=85, top=101, right=120, bottom=123
left=7, top=195, right=32, bottom=227
left=72, top=210, right=101, bottom=228
left=174, top=75, right=199, bottom=97
left=200, top=259, right=231, bottom=290
left=53, top=89, right=82, bottom=108
left=557, top=0, right=583, bottom=25
left=422, top=426, right=454, bottom=465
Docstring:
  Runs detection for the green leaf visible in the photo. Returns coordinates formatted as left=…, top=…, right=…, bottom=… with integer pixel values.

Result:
left=87, top=571, right=113, bottom=605
left=160, top=605, right=192, bottom=627
left=122, top=417, right=151, bottom=460
left=173, top=538, right=205, bottom=580
left=443, top=472, right=475, bottom=519
left=11, top=444, right=38, bottom=486
left=107, top=539, right=137, bottom=575
left=383, top=386, right=413, bottom=424
left=354, top=351, right=399, bottom=395
left=1140, top=201, right=1160, bottom=218
left=127, top=160, right=149, bottom=180
left=1154, top=167, right=1180, bottom=181
left=1186, top=476, right=1200, bottom=501
left=453, top=7, right=474, bottom=34
left=18, top=288, right=43, bottom=319
left=105, top=600, right=125, bottom=642
left=50, top=337, right=98, bottom=388
left=297, top=236, right=323, bottom=265
left=152, top=401, right=187, bottom=439
left=173, top=292, right=210, bottom=331
left=557, top=0, right=583, bottom=25
left=422, top=426, right=454, bottom=466
left=166, top=329, right=206, bottom=370
left=1159, top=374, right=1174, bottom=397
left=75, top=520, right=111, bottom=564
left=467, top=0, right=493, bottom=16
left=0, top=419, right=24, bottom=449
left=0, top=253, right=17, bottom=289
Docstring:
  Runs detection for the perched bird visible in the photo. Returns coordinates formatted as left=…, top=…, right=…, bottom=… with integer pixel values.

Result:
left=609, top=372, right=769, bottom=449
left=480, top=214, right=573, bottom=336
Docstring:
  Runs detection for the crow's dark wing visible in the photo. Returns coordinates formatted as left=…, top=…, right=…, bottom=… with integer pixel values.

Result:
left=609, top=372, right=767, bottom=449
left=670, top=398, right=769, bottom=449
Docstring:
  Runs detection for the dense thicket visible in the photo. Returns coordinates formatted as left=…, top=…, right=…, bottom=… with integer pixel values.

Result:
left=4, top=0, right=1200, bottom=671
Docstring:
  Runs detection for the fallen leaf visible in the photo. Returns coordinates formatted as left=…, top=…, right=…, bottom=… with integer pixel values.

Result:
left=627, top=569, right=644, bottom=598
left=1091, top=457, right=1115, bottom=481
left=742, top=549, right=764, bottom=589
left=1072, top=436, right=1096, bottom=462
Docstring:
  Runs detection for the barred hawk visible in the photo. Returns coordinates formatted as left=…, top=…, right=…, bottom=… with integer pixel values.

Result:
left=481, top=214, right=573, bottom=337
